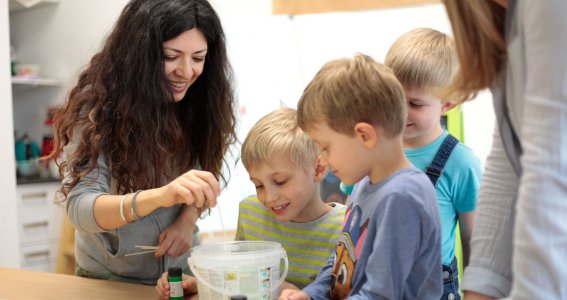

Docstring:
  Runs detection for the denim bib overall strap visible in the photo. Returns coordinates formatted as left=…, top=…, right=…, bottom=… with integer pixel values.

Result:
left=426, top=133, right=461, bottom=300
left=442, top=256, right=460, bottom=300
left=426, top=134, right=459, bottom=187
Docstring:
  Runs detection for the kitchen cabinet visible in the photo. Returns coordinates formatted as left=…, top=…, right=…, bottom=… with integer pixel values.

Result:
left=10, top=0, right=60, bottom=94
left=0, top=0, right=63, bottom=271
left=9, top=0, right=61, bottom=173
left=11, top=76, right=59, bottom=93
left=16, top=182, right=63, bottom=272
left=10, top=0, right=61, bottom=146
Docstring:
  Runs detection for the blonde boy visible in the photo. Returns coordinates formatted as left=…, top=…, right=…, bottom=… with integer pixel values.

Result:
left=238, top=107, right=346, bottom=290
left=156, top=108, right=345, bottom=298
left=385, top=28, right=481, bottom=300
left=280, top=54, right=442, bottom=299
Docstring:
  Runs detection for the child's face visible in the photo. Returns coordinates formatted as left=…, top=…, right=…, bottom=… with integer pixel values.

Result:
left=403, top=86, right=447, bottom=148
left=306, top=122, right=370, bottom=186
left=248, top=154, right=321, bottom=223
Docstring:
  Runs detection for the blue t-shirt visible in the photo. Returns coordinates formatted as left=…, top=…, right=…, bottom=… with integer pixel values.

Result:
left=405, top=131, right=482, bottom=264
left=304, top=168, right=442, bottom=299
left=340, top=131, right=482, bottom=265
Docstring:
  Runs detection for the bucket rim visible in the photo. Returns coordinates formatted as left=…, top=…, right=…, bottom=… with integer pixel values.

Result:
left=189, top=241, right=283, bottom=258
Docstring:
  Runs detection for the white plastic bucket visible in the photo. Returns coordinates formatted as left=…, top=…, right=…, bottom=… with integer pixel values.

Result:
left=188, top=241, right=288, bottom=300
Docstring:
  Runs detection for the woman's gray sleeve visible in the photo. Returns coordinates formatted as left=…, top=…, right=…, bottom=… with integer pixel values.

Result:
left=63, top=141, right=110, bottom=233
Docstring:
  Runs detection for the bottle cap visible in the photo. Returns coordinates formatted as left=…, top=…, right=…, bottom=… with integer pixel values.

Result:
left=230, top=296, right=247, bottom=300
left=168, top=267, right=182, bottom=277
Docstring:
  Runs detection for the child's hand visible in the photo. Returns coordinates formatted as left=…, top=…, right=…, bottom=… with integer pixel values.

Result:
left=278, top=289, right=311, bottom=300
left=155, top=271, right=198, bottom=299
left=279, top=281, right=300, bottom=291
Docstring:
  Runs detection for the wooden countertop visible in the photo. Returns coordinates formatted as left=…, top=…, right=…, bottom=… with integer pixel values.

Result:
left=0, top=268, right=198, bottom=299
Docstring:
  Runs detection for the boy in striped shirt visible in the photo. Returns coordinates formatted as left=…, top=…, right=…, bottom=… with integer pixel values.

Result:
left=155, top=108, right=345, bottom=298
left=237, top=107, right=346, bottom=290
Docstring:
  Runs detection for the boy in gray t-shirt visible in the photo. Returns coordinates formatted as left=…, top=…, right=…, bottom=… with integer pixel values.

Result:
left=280, top=54, right=442, bottom=299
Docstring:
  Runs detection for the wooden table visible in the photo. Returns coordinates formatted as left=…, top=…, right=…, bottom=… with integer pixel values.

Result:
left=0, top=268, right=198, bottom=299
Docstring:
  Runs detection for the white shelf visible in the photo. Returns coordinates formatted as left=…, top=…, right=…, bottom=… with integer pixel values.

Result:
left=9, top=0, right=59, bottom=13
left=12, top=77, right=58, bottom=86
left=11, top=77, right=60, bottom=93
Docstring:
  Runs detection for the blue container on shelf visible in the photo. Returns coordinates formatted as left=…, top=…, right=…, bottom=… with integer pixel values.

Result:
left=15, top=136, right=41, bottom=161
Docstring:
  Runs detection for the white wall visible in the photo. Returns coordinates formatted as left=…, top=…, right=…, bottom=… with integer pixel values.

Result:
left=292, top=5, right=494, bottom=165
left=198, top=4, right=496, bottom=233
left=210, top=0, right=271, bottom=17
left=6, top=1, right=495, bottom=237
left=0, top=0, right=21, bottom=268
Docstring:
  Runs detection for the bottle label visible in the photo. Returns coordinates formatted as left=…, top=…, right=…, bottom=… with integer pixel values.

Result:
left=170, top=281, right=183, bottom=297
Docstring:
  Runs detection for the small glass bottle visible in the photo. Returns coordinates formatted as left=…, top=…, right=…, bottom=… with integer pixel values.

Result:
left=168, top=267, right=184, bottom=300
left=10, top=45, right=16, bottom=76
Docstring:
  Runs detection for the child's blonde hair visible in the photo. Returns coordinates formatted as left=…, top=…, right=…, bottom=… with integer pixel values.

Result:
left=297, top=54, right=406, bottom=138
left=241, top=107, right=319, bottom=172
left=385, top=28, right=457, bottom=102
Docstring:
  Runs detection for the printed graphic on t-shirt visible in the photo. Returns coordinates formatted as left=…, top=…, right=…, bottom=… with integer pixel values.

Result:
left=330, top=205, right=368, bottom=299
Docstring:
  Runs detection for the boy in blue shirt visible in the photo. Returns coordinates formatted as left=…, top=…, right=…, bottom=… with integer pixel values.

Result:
left=384, top=28, right=482, bottom=300
left=280, top=54, right=442, bottom=299
left=340, top=28, right=482, bottom=300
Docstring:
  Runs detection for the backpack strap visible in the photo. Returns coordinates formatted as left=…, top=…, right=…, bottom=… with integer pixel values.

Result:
left=426, top=134, right=459, bottom=186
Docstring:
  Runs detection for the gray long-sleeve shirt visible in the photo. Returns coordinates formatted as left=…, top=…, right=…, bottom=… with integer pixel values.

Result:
left=64, top=141, right=199, bottom=285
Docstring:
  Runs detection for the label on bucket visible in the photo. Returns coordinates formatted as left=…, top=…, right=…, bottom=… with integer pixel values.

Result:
left=189, top=241, right=288, bottom=300
left=195, top=265, right=280, bottom=300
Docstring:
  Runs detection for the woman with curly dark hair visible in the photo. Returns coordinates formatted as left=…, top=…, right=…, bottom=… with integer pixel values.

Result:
left=47, top=0, right=236, bottom=285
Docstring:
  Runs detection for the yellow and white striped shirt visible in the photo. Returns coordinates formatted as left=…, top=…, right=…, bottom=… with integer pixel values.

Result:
left=235, top=196, right=345, bottom=289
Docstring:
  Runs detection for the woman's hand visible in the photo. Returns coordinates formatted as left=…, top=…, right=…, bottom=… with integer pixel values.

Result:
left=157, top=170, right=220, bottom=208
left=155, top=206, right=198, bottom=257
left=124, top=171, right=220, bottom=225
left=155, top=271, right=198, bottom=299
left=278, top=289, right=310, bottom=300
left=279, top=281, right=300, bottom=291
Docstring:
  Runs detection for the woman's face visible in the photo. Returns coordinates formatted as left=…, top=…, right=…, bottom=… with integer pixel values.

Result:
left=163, top=28, right=208, bottom=102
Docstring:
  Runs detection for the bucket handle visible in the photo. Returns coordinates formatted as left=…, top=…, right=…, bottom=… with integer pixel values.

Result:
left=188, top=249, right=289, bottom=298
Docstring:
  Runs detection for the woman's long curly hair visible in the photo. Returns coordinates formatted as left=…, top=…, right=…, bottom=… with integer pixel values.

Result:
left=48, top=0, right=237, bottom=200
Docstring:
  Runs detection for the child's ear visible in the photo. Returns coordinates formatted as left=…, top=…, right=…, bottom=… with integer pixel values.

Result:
left=441, top=100, right=457, bottom=114
left=313, top=156, right=328, bottom=182
left=354, top=122, right=378, bottom=148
